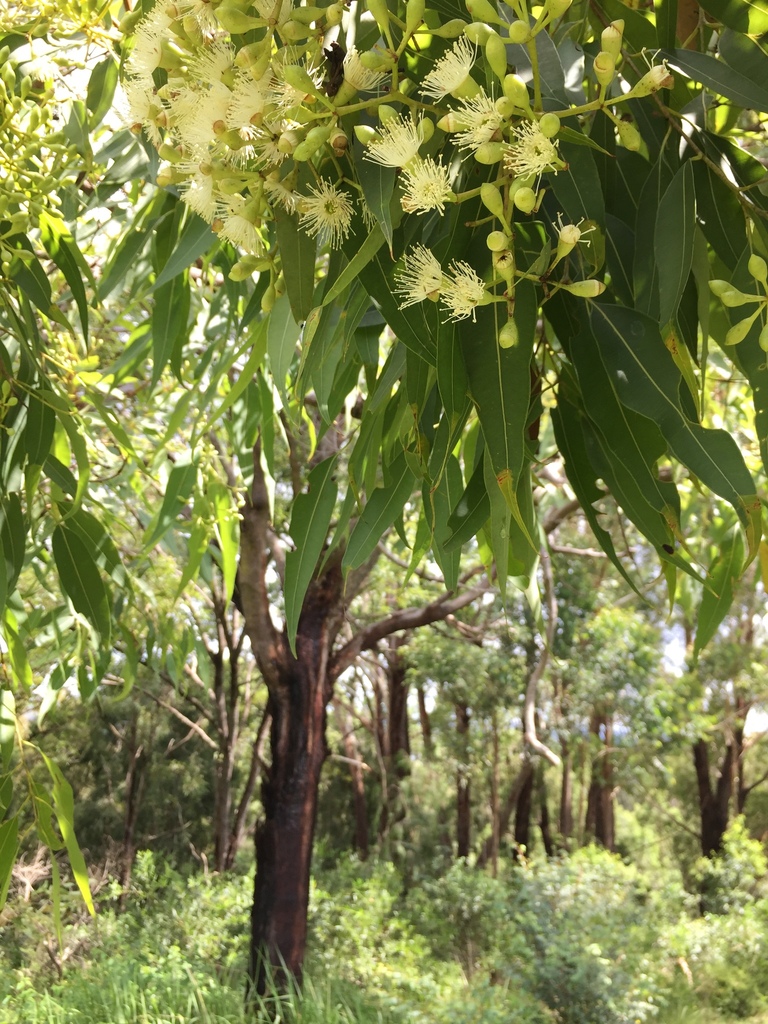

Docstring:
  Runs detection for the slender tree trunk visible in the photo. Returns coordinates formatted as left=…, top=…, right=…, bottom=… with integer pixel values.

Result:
left=334, top=699, right=369, bottom=859
left=559, top=738, right=573, bottom=840
left=120, top=716, right=147, bottom=899
left=514, top=762, right=534, bottom=855
left=417, top=684, right=433, bottom=755
left=538, top=765, right=554, bottom=857
left=585, top=713, right=615, bottom=851
left=477, top=758, right=534, bottom=868
left=693, top=738, right=733, bottom=857
left=456, top=703, right=471, bottom=859
left=490, top=714, right=500, bottom=877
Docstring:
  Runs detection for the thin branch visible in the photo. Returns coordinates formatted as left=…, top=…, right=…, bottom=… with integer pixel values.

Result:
left=376, top=542, right=444, bottom=583
left=137, top=686, right=217, bottom=750
left=550, top=544, right=608, bottom=558
left=541, top=496, right=582, bottom=535
left=331, top=582, right=490, bottom=680
left=523, top=549, right=561, bottom=767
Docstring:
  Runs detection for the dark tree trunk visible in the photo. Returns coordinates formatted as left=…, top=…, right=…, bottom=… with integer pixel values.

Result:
left=417, top=684, right=433, bottom=755
left=693, top=738, right=733, bottom=857
left=387, top=635, right=410, bottom=775
left=514, top=761, right=534, bottom=854
left=585, top=713, right=615, bottom=851
left=456, top=703, right=471, bottom=858
left=559, top=738, right=573, bottom=840
left=538, top=766, right=554, bottom=857
left=477, top=758, right=534, bottom=868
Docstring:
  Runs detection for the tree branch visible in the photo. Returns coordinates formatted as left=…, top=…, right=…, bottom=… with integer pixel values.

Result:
left=138, top=686, right=217, bottom=750
left=238, top=438, right=283, bottom=689
left=330, top=582, right=489, bottom=680
left=523, top=549, right=561, bottom=767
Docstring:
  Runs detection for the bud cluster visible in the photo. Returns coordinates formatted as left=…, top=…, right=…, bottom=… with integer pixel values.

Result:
left=710, top=255, right=768, bottom=351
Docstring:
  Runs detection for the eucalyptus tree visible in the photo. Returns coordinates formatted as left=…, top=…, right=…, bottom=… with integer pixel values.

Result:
left=2, top=0, right=768, bottom=997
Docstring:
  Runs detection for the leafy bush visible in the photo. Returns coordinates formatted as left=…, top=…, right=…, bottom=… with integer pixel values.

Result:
left=692, top=817, right=768, bottom=915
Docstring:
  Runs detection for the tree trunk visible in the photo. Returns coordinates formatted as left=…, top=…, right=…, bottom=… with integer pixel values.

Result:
left=585, top=713, right=614, bottom=851
left=456, top=703, right=471, bottom=859
left=538, top=765, right=554, bottom=857
left=416, top=684, right=433, bottom=755
left=514, top=761, right=534, bottom=855
left=334, top=699, right=369, bottom=859
left=245, top=551, right=346, bottom=995
left=559, top=738, right=573, bottom=840
left=693, top=738, right=733, bottom=857
left=477, top=758, right=534, bottom=868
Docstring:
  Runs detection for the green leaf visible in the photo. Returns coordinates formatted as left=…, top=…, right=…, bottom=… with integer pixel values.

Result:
left=634, top=154, right=674, bottom=319
left=0, top=818, right=18, bottom=912
left=207, top=323, right=268, bottom=428
left=52, top=525, right=112, bottom=640
left=343, top=450, right=417, bottom=572
left=0, top=689, right=14, bottom=771
left=327, top=224, right=387, bottom=307
left=429, top=455, right=463, bottom=592
left=274, top=207, right=316, bottom=322
left=460, top=281, right=536, bottom=541
left=24, top=390, right=55, bottom=467
left=41, top=754, right=95, bottom=916
left=4, top=611, right=32, bottom=690
left=445, top=454, right=490, bottom=552
left=697, top=0, right=768, bottom=35
left=663, top=49, right=768, bottom=113
left=151, top=271, right=190, bottom=386
left=285, top=457, right=339, bottom=655
left=692, top=161, right=747, bottom=271
left=38, top=212, right=93, bottom=342
left=210, top=481, right=239, bottom=602
left=357, top=159, right=396, bottom=252
left=656, top=161, right=696, bottom=328
left=552, top=389, right=643, bottom=598
left=550, top=138, right=605, bottom=226
left=719, top=29, right=768, bottom=86
left=694, top=528, right=744, bottom=659
left=655, top=0, right=678, bottom=49
left=56, top=505, right=126, bottom=586
left=86, top=56, right=119, bottom=129
left=143, top=457, right=198, bottom=550
left=267, top=293, right=300, bottom=388
left=0, top=494, right=25, bottom=594
left=589, top=303, right=761, bottom=561
left=152, top=214, right=217, bottom=290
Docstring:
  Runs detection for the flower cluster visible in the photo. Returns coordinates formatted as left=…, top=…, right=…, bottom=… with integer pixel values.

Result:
left=122, top=0, right=672, bottom=330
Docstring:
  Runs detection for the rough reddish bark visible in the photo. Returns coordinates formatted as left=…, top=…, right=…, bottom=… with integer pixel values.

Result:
left=239, top=439, right=490, bottom=994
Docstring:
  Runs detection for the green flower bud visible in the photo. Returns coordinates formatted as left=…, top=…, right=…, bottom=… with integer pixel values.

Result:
left=481, top=182, right=505, bottom=219
left=725, top=315, right=757, bottom=345
left=367, top=0, right=390, bottom=32
left=261, top=283, right=277, bottom=313
left=546, top=0, right=572, bottom=14
left=464, top=21, right=493, bottom=45
left=719, top=288, right=763, bottom=307
left=431, top=19, right=469, bottom=37
left=601, top=21, right=624, bottom=62
left=229, top=260, right=257, bottom=282
left=485, top=32, right=508, bottom=81
left=499, top=318, right=518, bottom=348
left=562, top=279, right=606, bottom=297
left=354, top=124, right=378, bottom=144
left=280, top=19, right=311, bottom=40
left=507, top=20, right=530, bottom=44
left=709, top=279, right=732, bottom=298
left=487, top=230, right=511, bottom=252
left=615, top=118, right=641, bottom=151
left=538, top=112, right=560, bottom=138
left=406, top=0, right=426, bottom=34
left=291, top=5, right=324, bottom=24
left=378, top=104, right=399, bottom=123
left=214, top=4, right=264, bottom=33
left=503, top=74, right=531, bottom=110
left=593, top=51, right=615, bottom=88
left=513, top=187, right=537, bottom=214
left=465, top=0, right=502, bottom=24
left=759, top=322, right=768, bottom=352
left=282, top=64, right=321, bottom=98
left=748, top=253, right=768, bottom=284
left=474, top=141, right=505, bottom=164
